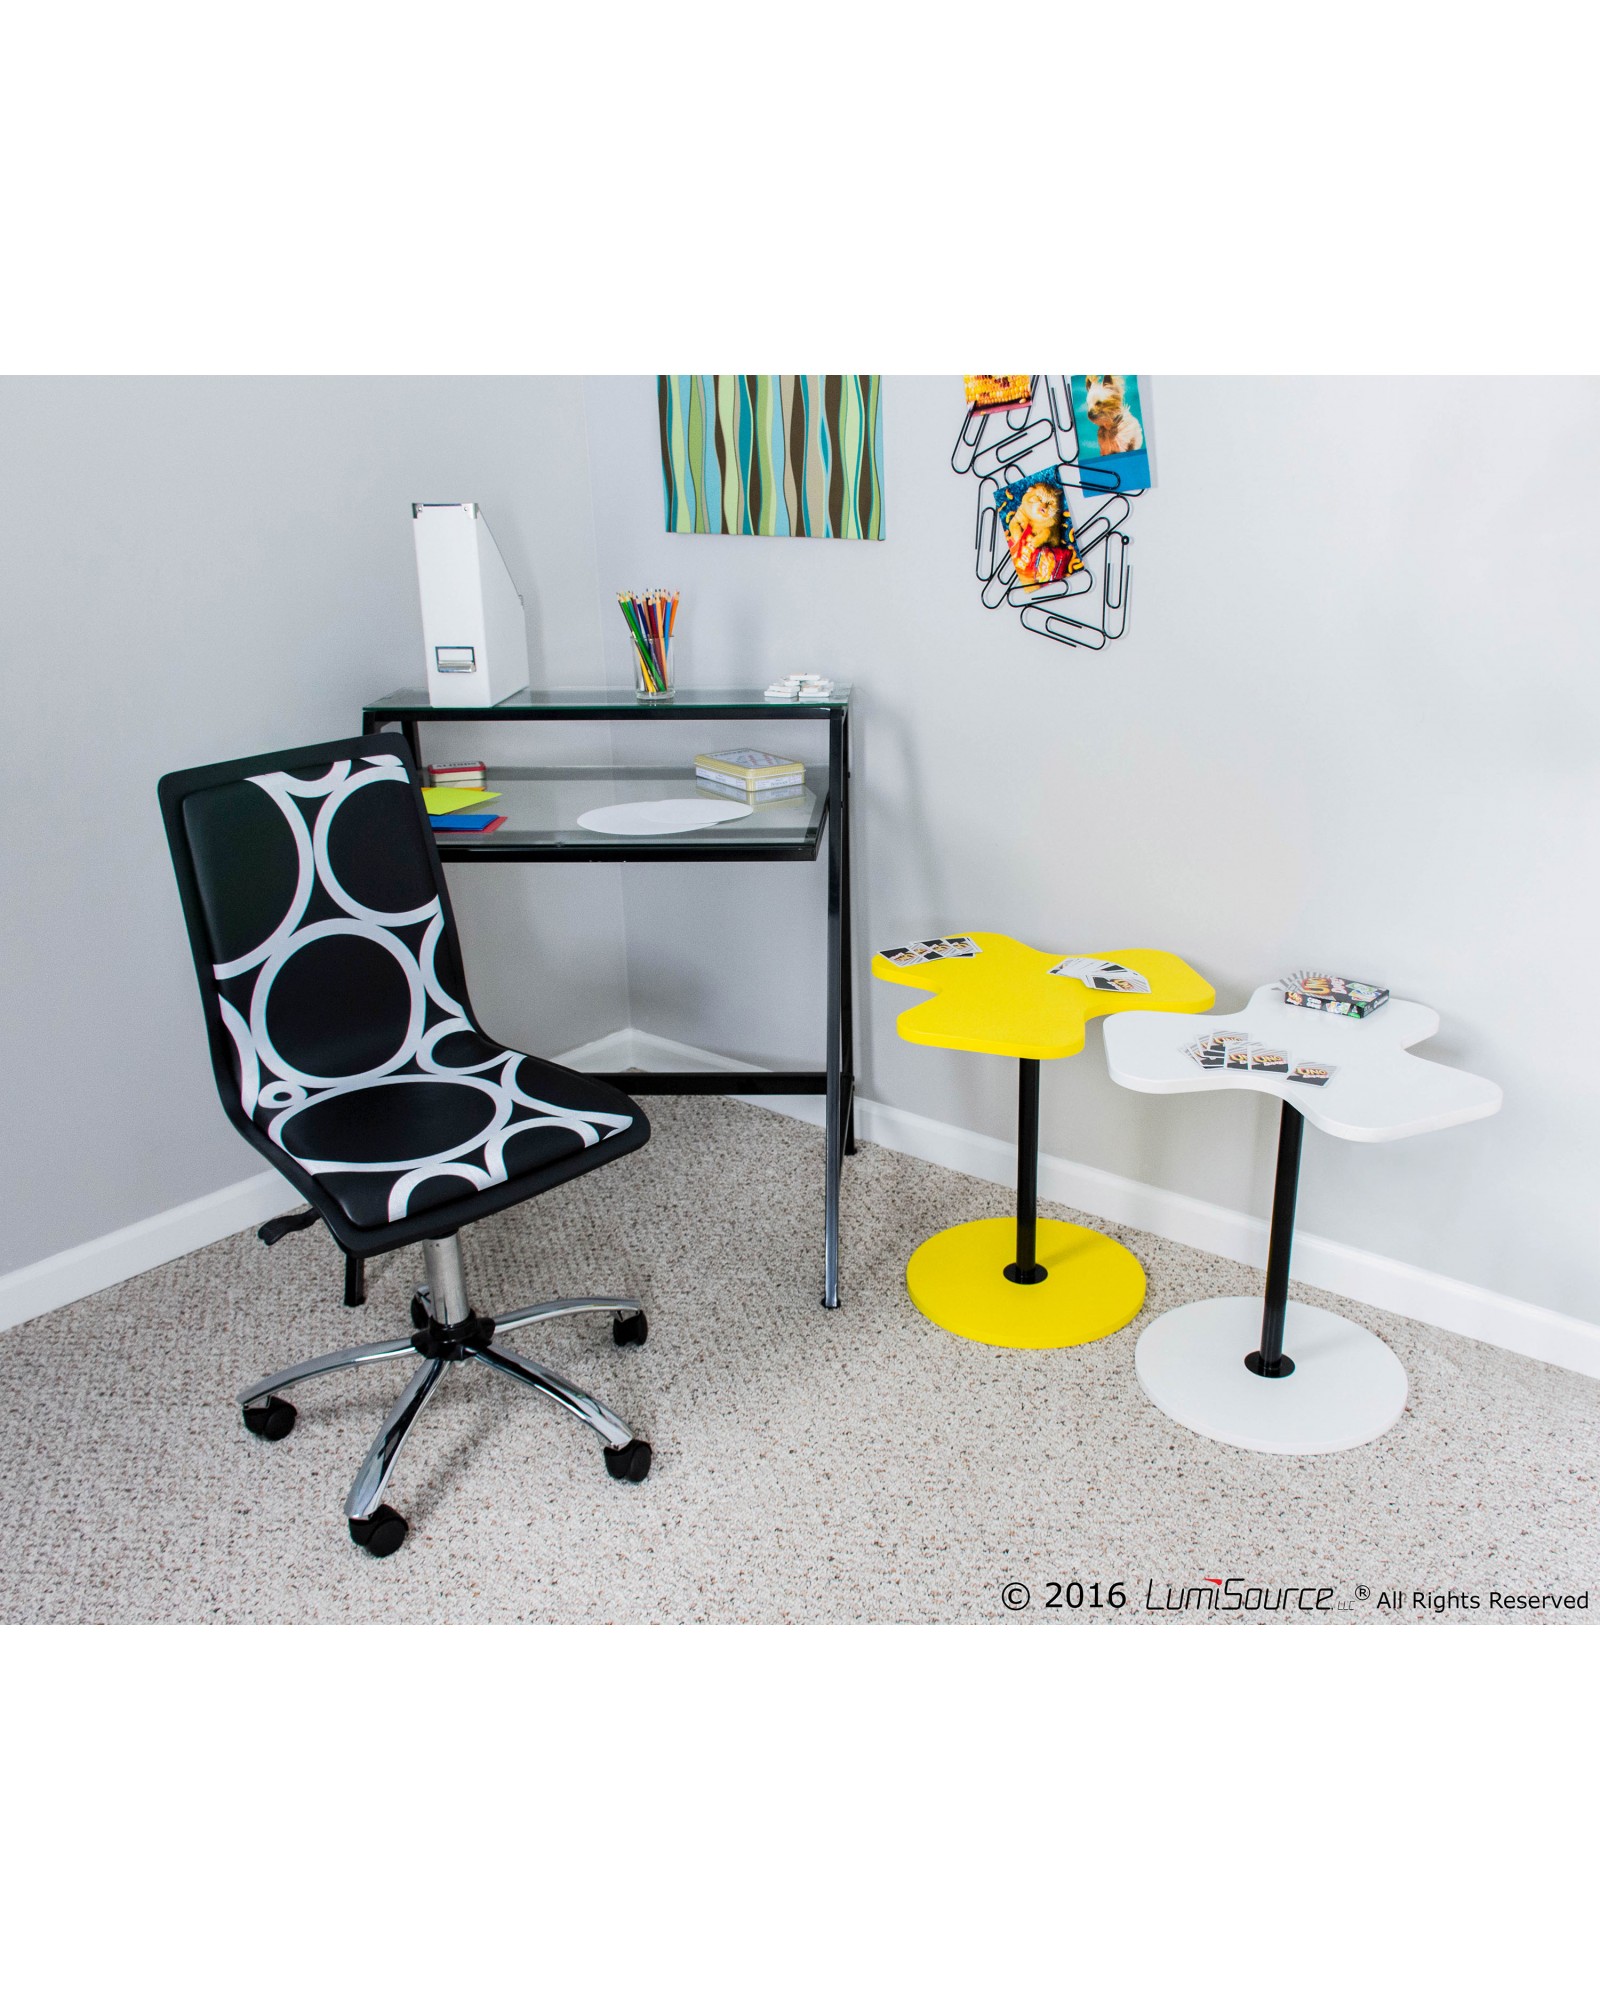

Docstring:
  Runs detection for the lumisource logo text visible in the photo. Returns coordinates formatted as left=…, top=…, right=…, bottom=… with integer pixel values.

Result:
left=1142, top=1577, right=1336, bottom=1614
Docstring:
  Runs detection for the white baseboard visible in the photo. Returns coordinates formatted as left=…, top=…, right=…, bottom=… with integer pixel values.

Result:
left=0, top=1026, right=708, bottom=1333
left=569, top=1030, right=1600, bottom=1382
left=7, top=1029, right=1596, bottom=1383
left=555, top=1026, right=770, bottom=1077
left=0, top=1026, right=737, bottom=1335
left=552, top=1027, right=649, bottom=1071
left=0, top=1168, right=300, bottom=1333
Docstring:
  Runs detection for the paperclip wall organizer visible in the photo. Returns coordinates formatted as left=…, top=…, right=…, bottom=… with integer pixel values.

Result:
left=951, top=375, right=1141, bottom=652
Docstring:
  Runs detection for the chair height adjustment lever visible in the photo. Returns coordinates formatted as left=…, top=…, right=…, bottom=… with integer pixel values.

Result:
left=258, top=1208, right=321, bottom=1248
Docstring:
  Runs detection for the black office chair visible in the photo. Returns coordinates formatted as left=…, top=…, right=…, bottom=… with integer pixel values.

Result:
left=159, top=734, right=654, bottom=1558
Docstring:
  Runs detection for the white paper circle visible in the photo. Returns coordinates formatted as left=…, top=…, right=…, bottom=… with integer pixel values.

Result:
left=577, top=798, right=754, bottom=837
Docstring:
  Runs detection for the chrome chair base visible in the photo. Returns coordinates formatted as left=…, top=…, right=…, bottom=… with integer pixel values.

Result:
left=238, top=1235, right=652, bottom=1557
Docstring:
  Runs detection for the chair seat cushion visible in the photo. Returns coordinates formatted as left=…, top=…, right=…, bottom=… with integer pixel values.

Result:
left=261, top=1035, right=642, bottom=1232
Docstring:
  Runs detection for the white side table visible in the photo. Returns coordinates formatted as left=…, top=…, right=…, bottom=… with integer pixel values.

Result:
left=1102, top=985, right=1502, bottom=1453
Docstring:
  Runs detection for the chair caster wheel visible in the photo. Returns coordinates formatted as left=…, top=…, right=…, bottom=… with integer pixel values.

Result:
left=612, top=1310, right=648, bottom=1347
left=242, top=1396, right=296, bottom=1441
left=348, top=1505, right=408, bottom=1558
left=604, top=1439, right=652, bottom=1483
left=410, top=1290, right=431, bottom=1331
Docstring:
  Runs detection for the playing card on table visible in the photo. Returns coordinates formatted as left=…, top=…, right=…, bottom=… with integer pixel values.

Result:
left=1049, top=956, right=1151, bottom=994
left=879, top=936, right=981, bottom=968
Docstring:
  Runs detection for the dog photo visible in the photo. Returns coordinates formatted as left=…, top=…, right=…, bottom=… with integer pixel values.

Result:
left=1069, top=374, right=1152, bottom=491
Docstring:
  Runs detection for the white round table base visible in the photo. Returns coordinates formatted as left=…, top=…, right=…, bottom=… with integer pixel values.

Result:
left=1135, top=1297, right=1408, bottom=1455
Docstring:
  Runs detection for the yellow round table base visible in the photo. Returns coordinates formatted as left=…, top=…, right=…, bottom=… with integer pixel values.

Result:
left=906, top=1217, right=1147, bottom=1350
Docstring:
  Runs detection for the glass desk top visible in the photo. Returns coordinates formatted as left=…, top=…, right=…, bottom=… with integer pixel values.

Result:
left=429, top=766, right=828, bottom=861
left=365, top=684, right=852, bottom=719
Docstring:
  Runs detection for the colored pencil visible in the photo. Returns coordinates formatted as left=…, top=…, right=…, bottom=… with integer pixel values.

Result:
left=617, top=589, right=678, bottom=694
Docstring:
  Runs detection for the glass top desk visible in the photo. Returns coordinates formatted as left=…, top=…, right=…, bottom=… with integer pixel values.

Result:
left=362, top=686, right=857, bottom=1307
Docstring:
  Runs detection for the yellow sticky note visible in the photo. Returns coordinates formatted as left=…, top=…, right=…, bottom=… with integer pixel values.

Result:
left=422, top=786, right=501, bottom=814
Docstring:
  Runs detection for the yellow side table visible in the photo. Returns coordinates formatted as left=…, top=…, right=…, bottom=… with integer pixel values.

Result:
left=872, top=933, right=1214, bottom=1349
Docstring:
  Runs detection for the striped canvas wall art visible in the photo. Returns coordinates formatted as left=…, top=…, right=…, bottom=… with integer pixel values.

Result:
left=658, top=375, right=884, bottom=538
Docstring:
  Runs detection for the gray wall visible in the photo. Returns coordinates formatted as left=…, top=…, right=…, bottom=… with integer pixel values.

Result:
left=0, top=377, right=629, bottom=1271
left=8, top=375, right=1596, bottom=1326
left=583, top=375, right=1600, bottom=1323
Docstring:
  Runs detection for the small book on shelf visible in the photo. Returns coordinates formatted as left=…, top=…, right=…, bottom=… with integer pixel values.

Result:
left=430, top=812, right=505, bottom=833
left=695, top=748, right=806, bottom=794
left=426, top=760, right=487, bottom=789
left=696, top=776, right=805, bottom=807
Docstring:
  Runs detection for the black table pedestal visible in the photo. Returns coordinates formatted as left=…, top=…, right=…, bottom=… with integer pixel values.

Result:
left=1245, top=1100, right=1303, bottom=1379
left=1004, top=1058, right=1048, bottom=1285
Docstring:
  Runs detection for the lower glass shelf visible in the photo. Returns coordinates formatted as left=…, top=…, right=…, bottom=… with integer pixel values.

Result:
left=428, top=766, right=828, bottom=860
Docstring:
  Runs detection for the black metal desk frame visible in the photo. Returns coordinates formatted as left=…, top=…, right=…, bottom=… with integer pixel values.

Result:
left=362, top=688, right=856, bottom=1307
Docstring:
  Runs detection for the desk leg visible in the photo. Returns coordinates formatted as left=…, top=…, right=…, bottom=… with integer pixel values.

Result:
left=822, top=711, right=845, bottom=1307
left=839, top=716, right=856, bottom=1157
left=1248, top=1101, right=1303, bottom=1378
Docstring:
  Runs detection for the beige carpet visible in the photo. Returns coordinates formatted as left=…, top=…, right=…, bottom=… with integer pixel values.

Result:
left=2, top=1096, right=1596, bottom=1624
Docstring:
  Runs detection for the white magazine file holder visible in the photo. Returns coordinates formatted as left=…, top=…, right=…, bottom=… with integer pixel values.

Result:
left=412, top=501, right=530, bottom=708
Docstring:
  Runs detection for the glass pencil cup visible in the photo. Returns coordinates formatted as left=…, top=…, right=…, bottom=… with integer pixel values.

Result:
left=634, top=641, right=674, bottom=701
